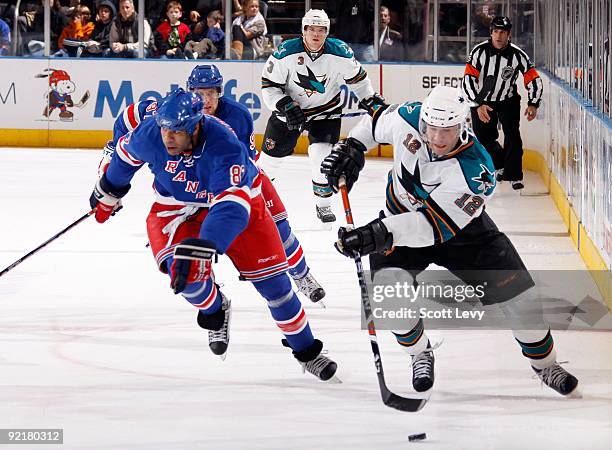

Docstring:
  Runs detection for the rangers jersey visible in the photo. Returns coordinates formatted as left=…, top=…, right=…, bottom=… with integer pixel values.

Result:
left=349, top=103, right=497, bottom=248
left=261, top=37, right=374, bottom=120
left=105, top=114, right=259, bottom=254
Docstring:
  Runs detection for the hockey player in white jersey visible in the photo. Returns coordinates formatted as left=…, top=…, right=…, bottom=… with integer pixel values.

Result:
left=259, top=8, right=384, bottom=224
left=322, top=86, right=579, bottom=397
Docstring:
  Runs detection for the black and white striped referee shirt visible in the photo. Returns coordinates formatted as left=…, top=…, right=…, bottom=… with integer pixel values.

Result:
left=462, top=40, right=543, bottom=107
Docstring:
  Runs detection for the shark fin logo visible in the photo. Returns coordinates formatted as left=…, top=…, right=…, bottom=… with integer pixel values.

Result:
left=294, top=66, right=327, bottom=97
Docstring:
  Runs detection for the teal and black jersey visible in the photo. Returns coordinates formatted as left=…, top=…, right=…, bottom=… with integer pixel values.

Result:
left=347, top=102, right=497, bottom=248
left=261, top=37, right=374, bottom=121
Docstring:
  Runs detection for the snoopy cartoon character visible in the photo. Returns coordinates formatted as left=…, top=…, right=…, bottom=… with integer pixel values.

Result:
left=35, top=68, right=90, bottom=121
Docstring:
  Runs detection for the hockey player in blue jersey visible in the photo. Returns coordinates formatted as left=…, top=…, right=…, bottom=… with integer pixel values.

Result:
left=98, top=65, right=327, bottom=304
left=322, top=86, right=579, bottom=396
left=186, top=64, right=326, bottom=303
left=89, top=88, right=338, bottom=381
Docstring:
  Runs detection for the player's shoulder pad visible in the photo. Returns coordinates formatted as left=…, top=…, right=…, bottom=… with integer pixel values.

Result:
left=397, top=102, right=422, bottom=129
left=272, top=38, right=303, bottom=59
left=324, top=38, right=354, bottom=59
left=454, top=136, right=496, bottom=196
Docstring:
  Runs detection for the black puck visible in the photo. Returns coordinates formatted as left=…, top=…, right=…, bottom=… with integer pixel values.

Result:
left=408, top=433, right=426, bottom=442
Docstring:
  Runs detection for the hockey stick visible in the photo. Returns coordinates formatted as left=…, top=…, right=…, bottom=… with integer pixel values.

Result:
left=75, top=90, right=91, bottom=109
left=0, top=210, right=94, bottom=278
left=309, top=111, right=367, bottom=121
left=338, top=177, right=428, bottom=412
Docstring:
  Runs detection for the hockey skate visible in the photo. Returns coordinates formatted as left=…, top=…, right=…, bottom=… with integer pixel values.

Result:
left=293, top=270, right=326, bottom=304
left=532, top=363, right=579, bottom=397
left=411, top=341, right=435, bottom=392
left=197, top=293, right=231, bottom=360
left=283, top=339, right=340, bottom=382
left=316, top=205, right=336, bottom=224
left=511, top=180, right=525, bottom=190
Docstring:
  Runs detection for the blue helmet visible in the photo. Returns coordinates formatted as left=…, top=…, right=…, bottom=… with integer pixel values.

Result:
left=155, top=88, right=204, bottom=135
left=187, top=64, right=224, bottom=92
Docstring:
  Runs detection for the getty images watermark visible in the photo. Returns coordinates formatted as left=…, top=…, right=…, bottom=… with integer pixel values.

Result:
left=361, top=269, right=612, bottom=331
left=371, top=280, right=486, bottom=321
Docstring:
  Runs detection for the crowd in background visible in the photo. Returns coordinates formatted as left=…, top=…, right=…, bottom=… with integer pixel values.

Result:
left=0, top=0, right=514, bottom=61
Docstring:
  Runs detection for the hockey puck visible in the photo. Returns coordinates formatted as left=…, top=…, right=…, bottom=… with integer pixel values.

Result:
left=408, top=433, right=426, bottom=442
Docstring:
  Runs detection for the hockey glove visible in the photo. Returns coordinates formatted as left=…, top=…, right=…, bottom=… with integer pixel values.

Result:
left=97, top=140, right=115, bottom=177
left=321, top=137, right=367, bottom=193
left=89, top=173, right=130, bottom=223
left=170, top=238, right=217, bottom=294
left=277, top=96, right=305, bottom=131
left=335, top=218, right=393, bottom=257
left=358, top=93, right=388, bottom=117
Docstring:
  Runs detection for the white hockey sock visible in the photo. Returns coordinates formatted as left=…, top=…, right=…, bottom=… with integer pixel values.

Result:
left=308, top=143, right=333, bottom=207
left=256, top=151, right=285, bottom=181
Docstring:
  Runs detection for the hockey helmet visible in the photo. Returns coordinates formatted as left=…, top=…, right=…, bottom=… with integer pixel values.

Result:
left=419, top=86, right=470, bottom=148
left=187, top=64, right=223, bottom=92
left=302, top=9, right=330, bottom=35
left=490, top=16, right=512, bottom=32
left=49, top=70, right=70, bottom=86
left=155, top=88, right=204, bottom=135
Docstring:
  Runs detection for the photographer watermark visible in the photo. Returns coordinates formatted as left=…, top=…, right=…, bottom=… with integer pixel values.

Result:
left=362, top=269, right=612, bottom=331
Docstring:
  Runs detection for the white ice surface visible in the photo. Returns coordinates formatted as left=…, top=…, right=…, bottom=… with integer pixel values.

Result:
left=0, top=148, right=611, bottom=450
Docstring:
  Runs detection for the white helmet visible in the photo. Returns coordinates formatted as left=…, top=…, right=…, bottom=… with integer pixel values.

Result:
left=419, top=86, right=470, bottom=148
left=302, top=9, right=330, bottom=35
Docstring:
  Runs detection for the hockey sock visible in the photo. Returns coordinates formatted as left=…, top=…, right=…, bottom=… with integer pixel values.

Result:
left=513, top=328, right=557, bottom=370
left=276, top=219, right=308, bottom=279
left=392, top=318, right=429, bottom=356
left=256, top=151, right=284, bottom=181
left=253, top=274, right=314, bottom=352
left=180, top=279, right=222, bottom=315
left=308, top=143, right=334, bottom=207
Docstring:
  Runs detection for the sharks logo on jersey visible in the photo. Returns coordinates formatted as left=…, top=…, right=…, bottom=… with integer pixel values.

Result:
left=294, top=66, right=327, bottom=97
left=471, top=164, right=496, bottom=194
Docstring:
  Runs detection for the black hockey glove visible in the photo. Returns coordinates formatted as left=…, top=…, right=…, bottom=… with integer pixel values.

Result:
left=276, top=96, right=305, bottom=131
left=335, top=218, right=394, bottom=257
left=89, top=173, right=130, bottom=223
left=358, top=93, right=388, bottom=116
left=321, top=137, right=367, bottom=193
left=170, top=238, right=217, bottom=294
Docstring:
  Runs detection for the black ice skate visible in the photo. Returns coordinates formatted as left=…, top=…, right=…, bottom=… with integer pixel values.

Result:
left=283, top=339, right=339, bottom=382
left=294, top=270, right=326, bottom=303
left=197, top=293, right=231, bottom=360
left=511, top=180, right=525, bottom=190
left=316, top=205, right=336, bottom=224
left=532, top=363, right=579, bottom=396
left=411, top=342, right=435, bottom=392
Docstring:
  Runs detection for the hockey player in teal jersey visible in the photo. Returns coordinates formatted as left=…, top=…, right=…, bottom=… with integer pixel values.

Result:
left=259, top=8, right=384, bottom=225
left=322, top=85, right=579, bottom=397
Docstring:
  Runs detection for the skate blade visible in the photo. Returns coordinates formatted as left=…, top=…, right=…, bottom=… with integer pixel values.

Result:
left=313, top=300, right=327, bottom=308
left=319, top=221, right=333, bottom=231
left=566, top=386, right=583, bottom=399
left=217, top=353, right=228, bottom=362
left=326, top=375, right=342, bottom=384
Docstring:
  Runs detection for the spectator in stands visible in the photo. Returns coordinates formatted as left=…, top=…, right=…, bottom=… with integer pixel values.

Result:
left=154, top=1, right=192, bottom=58
left=109, top=0, right=152, bottom=58
left=0, top=17, right=10, bottom=56
left=335, top=0, right=374, bottom=62
left=379, top=5, right=402, bottom=61
left=230, top=0, right=267, bottom=60
left=184, top=9, right=224, bottom=59
left=80, top=0, right=116, bottom=56
left=473, top=2, right=497, bottom=37
left=57, top=4, right=95, bottom=53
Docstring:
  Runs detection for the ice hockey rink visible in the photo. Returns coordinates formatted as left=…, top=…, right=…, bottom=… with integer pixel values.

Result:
left=1, top=148, right=611, bottom=450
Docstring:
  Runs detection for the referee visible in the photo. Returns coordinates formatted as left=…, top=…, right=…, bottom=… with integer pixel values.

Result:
left=462, top=16, right=543, bottom=190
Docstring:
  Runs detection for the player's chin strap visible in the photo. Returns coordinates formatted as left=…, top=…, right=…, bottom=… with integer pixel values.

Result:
left=158, top=206, right=202, bottom=247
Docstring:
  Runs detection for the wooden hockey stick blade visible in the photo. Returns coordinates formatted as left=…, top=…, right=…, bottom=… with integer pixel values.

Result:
left=76, top=90, right=91, bottom=108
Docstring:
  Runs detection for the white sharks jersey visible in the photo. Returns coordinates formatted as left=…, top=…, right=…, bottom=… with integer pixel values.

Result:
left=349, top=103, right=497, bottom=248
left=261, top=37, right=374, bottom=120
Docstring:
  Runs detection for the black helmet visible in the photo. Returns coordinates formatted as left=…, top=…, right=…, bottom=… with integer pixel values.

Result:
left=490, top=16, right=512, bottom=32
